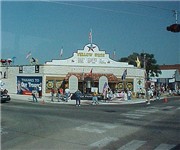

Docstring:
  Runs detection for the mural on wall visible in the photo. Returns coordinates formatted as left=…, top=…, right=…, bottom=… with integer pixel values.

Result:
left=136, top=78, right=144, bottom=90
left=117, top=80, right=133, bottom=91
left=46, top=77, right=65, bottom=93
left=17, top=76, right=42, bottom=95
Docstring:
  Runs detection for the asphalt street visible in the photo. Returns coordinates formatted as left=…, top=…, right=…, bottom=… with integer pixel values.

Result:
left=1, top=97, right=180, bottom=150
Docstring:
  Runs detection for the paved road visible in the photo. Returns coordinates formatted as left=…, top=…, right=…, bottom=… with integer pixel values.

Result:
left=1, top=97, right=180, bottom=150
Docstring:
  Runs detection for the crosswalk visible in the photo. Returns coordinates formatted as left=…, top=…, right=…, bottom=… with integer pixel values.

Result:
left=117, top=140, right=146, bottom=150
left=74, top=121, right=178, bottom=150
left=121, top=106, right=179, bottom=120
left=89, top=139, right=177, bottom=150
left=74, top=106, right=179, bottom=150
left=120, top=106, right=159, bottom=120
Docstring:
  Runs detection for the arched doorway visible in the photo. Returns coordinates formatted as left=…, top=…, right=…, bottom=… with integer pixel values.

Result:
left=84, top=77, right=94, bottom=94
left=69, top=75, right=78, bottom=93
left=99, top=76, right=108, bottom=93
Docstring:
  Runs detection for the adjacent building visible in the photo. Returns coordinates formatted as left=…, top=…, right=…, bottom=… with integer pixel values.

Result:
left=150, top=64, right=180, bottom=90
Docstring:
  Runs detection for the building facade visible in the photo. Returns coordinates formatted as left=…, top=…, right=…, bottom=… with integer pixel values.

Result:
left=1, top=44, right=145, bottom=96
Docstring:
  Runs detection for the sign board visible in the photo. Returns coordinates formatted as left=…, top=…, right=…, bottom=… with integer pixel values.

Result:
left=19, top=65, right=39, bottom=73
left=17, top=76, right=42, bottom=95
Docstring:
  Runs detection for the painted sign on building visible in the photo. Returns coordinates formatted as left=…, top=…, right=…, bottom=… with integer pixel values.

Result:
left=17, top=76, right=42, bottom=95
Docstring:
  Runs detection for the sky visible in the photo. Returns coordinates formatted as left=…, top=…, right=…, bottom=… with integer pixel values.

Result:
left=1, top=0, right=180, bottom=65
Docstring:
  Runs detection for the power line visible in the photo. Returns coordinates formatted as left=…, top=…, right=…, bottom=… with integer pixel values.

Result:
left=40, top=0, right=163, bottom=19
left=130, top=1, right=180, bottom=13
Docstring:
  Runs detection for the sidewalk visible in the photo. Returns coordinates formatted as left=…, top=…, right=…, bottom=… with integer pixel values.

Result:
left=9, top=93, right=163, bottom=105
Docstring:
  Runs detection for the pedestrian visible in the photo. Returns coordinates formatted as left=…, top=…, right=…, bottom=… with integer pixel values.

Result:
left=65, top=87, right=70, bottom=102
left=156, top=88, right=161, bottom=100
left=57, top=88, right=63, bottom=102
left=127, top=89, right=132, bottom=100
left=103, top=89, right=108, bottom=102
left=75, top=89, right=82, bottom=106
left=146, top=88, right=151, bottom=105
left=32, top=89, right=38, bottom=102
left=51, top=88, right=55, bottom=102
left=38, top=83, right=42, bottom=98
left=107, top=89, right=113, bottom=101
left=57, top=88, right=61, bottom=102
left=124, top=91, right=128, bottom=101
left=92, top=91, right=99, bottom=105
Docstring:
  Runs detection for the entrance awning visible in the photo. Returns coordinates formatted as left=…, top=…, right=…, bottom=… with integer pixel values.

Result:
left=65, top=72, right=118, bottom=83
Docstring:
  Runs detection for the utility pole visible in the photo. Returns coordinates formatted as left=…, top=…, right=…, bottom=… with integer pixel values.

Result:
left=144, top=53, right=146, bottom=71
left=143, top=51, right=147, bottom=90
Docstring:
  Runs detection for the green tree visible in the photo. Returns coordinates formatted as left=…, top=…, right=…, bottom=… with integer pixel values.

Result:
left=119, top=52, right=161, bottom=80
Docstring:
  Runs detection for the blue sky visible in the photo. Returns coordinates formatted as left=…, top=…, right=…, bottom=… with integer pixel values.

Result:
left=1, top=1, right=180, bottom=65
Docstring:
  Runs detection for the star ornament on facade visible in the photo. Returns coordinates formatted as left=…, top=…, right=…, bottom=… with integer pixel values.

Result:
left=87, top=45, right=96, bottom=52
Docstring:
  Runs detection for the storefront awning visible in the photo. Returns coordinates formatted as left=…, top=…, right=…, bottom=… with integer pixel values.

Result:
left=65, top=72, right=118, bottom=83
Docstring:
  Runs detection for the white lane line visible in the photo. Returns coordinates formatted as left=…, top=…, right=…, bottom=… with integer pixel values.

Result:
left=75, top=122, right=117, bottom=133
left=177, top=107, right=180, bottom=110
left=154, top=143, right=176, bottom=150
left=135, top=109, right=158, bottom=114
left=162, top=106, right=175, bottom=109
left=118, top=140, right=146, bottom=150
left=90, top=137, right=118, bottom=148
left=122, top=113, right=145, bottom=119
left=75, top=126, right=105, bottom=133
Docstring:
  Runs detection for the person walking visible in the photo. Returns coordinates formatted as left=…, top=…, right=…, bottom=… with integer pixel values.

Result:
left=32, top=89, right=38, bottom=102
left=51, top=88, right=55, bottom=102
left=75, top=89, right=82, bottom=106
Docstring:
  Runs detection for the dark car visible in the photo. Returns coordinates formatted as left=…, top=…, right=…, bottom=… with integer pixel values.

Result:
left=1, top=89, right=11, bottom=103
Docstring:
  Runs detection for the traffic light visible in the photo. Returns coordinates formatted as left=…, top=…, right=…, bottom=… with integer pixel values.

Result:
left=166, top=24, right=180, bottom=32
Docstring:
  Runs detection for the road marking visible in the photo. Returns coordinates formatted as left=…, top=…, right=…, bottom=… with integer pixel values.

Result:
left=162, top=106, right=175, bottom=110
left=90, top=137, right=118, bottom=148
left=118, top=140, right=146, bottom=150
left=75, top=126, right=105, bottom=133
left=154, top=143, right=176, bottom=150
left=135, top=109, right=158, bottom=114
left=75, top=122, right=117, bottom=133
left=121, top=107, right=159, bottom=119
left=177, top=107, right=180, bottom=110
left=122, top=113, right=145, bottom=119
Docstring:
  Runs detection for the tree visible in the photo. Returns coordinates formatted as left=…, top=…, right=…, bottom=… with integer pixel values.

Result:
left=119, top=52, right=161, bottom=80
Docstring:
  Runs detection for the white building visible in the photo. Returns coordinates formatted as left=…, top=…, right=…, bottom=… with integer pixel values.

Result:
left=1, top=43, right=145, bottom=96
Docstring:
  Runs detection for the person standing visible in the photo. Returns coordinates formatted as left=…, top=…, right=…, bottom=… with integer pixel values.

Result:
left=75, top=89, right=82, bottom=106
left=127, top=89, right=132, bottom=100
left=51, top=88, right=55, bottom=102
left=57, top=88, right=63, bottom=102
left=92, top=91, right=99, bottom=105
left=65, top=87, right=70, bottom=102
left=156, top=88, right=161, bottom=100
left=57, top=88, right=61, bottom=102
left=38, top=83, right=42, bottom=98
left=146, top=88, right=151, bottom=105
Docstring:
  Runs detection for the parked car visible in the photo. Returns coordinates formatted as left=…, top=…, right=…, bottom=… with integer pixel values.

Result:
left=1, top=89, right=11, bottom=103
